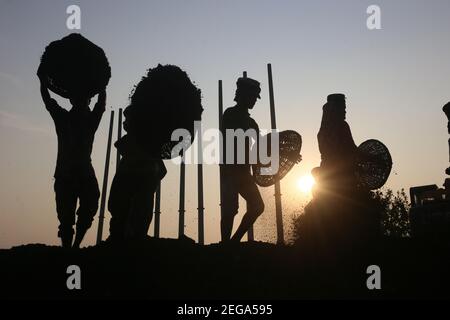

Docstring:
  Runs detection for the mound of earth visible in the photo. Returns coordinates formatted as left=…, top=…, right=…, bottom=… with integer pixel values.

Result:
left=0, top=237, right=449, bottom=299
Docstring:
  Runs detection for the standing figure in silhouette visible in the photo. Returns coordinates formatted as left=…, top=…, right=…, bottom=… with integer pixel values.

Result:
left=39, top=76, right=106, bottom=248
left=107, top=64, right=202, bottom=242
left=107, top=106, right=167, bottom=242
left=221, top=77, right=265, bottom=242
left=302, top=93, right=381, bottom=252
left=314, top=93, right=358, bottom=195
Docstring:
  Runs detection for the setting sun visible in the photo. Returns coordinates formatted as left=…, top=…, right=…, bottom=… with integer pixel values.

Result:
left=297, top=175, right=316, bottom=193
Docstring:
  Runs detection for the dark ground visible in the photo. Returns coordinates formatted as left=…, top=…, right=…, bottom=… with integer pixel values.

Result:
left=0, top=237, right=449, bottom=299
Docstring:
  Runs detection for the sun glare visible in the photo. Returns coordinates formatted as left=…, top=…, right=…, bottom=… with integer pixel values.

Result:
left=297, top=175, right=315, bottom=193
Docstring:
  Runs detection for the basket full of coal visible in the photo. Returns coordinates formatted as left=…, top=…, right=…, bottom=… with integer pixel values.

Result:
left=37, top=33, right=111, bottom=99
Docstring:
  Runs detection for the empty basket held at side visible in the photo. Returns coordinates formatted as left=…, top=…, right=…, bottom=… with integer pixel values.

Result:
left=254, top=130, right=302, bottom=187
left=355, top=139, right=392, bottom=190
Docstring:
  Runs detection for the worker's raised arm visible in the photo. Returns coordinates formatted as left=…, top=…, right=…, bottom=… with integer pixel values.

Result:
left=39, top=78, right=52, bottom=106
left=93, top=90, right=106, bottom=114
left=92, top=89, right=106, bottom=128
left=39, top=76, right=62, bottom=117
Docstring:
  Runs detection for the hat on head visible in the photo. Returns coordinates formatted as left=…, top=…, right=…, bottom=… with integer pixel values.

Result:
left=327, top=93, right=346, bottom=104
left=443, top=102, right=450, bottom=118
left=236, top=77, right=261, bottom=99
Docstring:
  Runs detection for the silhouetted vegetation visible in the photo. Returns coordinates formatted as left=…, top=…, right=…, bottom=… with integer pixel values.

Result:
left=372, top=189, right=410, bottom=238
left=291, top=188, right=410, bottom=243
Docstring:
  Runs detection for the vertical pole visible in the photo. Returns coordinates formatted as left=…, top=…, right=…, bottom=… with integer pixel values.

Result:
left=197, top=122, right=205, bottom=245
left=96, top=110, right=114, bottom=244
left=154, top=182, right=161, bottom=238
left=218, top=80, right=224, bottom=238
left=242, top=71, right=255, bottom=242
left=116, top=108, right=122, bottom=173
left=267, top=63, right=284, bottom=245
left=178, top=151, right=186, bottom=238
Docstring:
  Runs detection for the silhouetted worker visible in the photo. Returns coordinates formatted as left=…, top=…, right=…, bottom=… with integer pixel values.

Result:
left=221, top=77, right=264, bottom=242
left=314, top=93, right=358, bottom=194
left=39, top=76, right=106, bottom=248
left=107, top=108, right=167, bottom=241
left=107, top=64, right=201, bottom=243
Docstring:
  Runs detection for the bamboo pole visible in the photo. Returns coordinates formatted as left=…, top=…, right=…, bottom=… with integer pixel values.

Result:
left=218, top=80, right=224, bottom=239
left=116, top=108, right=122, bottom=173
left=154, top=182, right=161, bottom=238
left=267, top=63, right=284, bottom=245
left=197, top=122, right=205, bottom=245
left=178, top=151, right=186, bottom=238
left=242, top=71, right=255, bottom=242
left=96, top=110, right=114, bottom=244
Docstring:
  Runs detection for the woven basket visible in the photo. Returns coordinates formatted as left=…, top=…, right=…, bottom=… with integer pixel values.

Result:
left=254, top=130, right=302, bottom=187
left=355, top=139, right=392, bottom=190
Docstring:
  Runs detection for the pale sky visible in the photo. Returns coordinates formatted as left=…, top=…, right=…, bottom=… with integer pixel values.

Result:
left=1, top=0, right=450, bottom=248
